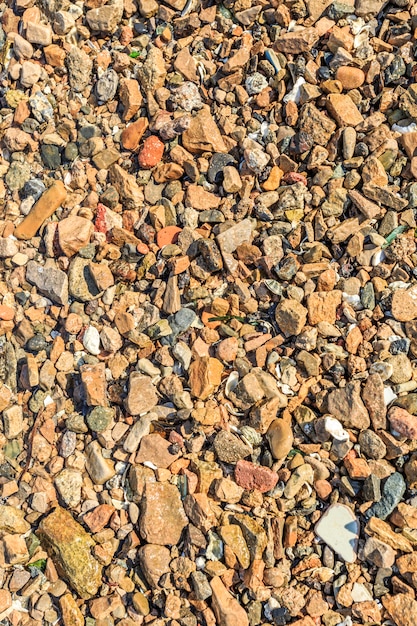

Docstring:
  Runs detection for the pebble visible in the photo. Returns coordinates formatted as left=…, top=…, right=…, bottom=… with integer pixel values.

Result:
left=315, top=503, right=360, bottom=563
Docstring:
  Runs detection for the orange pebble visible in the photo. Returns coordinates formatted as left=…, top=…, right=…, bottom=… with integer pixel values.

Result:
left=137, top=242, right=150, bottom=255
left=0, top=305, right=14, bottom=321
left=201, top=309, right=221, bottom=329
left=156, top=225, right=182, bottom=248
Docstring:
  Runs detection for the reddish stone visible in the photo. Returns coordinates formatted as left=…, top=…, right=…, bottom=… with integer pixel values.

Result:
left=138, top=136, right=164, bottom=169
left=156, top=225, right=182, bottom=248
left=83, top=504, right=115, bottom=533
left=234, top=460, right=278, bottom=493
left=388, top=406, right=417, bottom=440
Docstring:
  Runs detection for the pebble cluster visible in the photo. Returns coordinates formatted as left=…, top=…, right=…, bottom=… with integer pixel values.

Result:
left=1, top=0, right=417, bottom=624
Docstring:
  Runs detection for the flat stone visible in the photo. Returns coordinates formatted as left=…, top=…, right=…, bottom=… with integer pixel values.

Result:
left=85, top=440, right=116, bottom=485
left=210, top=576, right=249, bottom=626
left=135, top=433, right=180, bottom=468
left=315, top=503, right=359, bottom=563
left=327, top=381, right=370, bottom=429
left=139, top=482, right=188, bottom=545
left=235, top=459, right=278, bottom=493
left=25, top=261, right=68, bottom=305
left=326, top=94, right=364, bottom=127
left=182, top=108, right=227, bottom=154
left=0, top=505, right=30, bottom=536
left=382, top=594, right=417, bottom=626
left=14, top=181, right=67, bottom=240
left=138, top=544, right=171, bottom=588
left=189, top=357, right=224, bottom=400
left=125, top=372, right=158, bottom=415
left=38, top=506, right=102, bottom=598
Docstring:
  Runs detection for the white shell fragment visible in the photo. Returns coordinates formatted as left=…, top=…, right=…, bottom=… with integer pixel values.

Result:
left=315, top=503, right=359, bottom=563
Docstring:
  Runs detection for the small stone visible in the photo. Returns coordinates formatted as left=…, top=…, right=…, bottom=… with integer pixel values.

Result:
left=86, top=2, right=123, bottom=32
left=58, top=216, right=93, bottom=257
left=365, top=472, right=406, bottom=520
left=85, top=440, right=116, bottom=485
left=213, top=431, right=252, bottom=464
left=210, top=576, right=249, bottom=626
left=82, top=326, right=101, bottom=356
left=125, top=372, right=158, bottom=415
left=326, top=94, right=363, bottom=127
left=138, top=136, right=165, bottom=169
left=274, top=27, right=319, bottom=53
left=388, top=406, right=417, bottom=439
left=66, top=46, right=93, bottom=92
left=189, top=357, right=224, bottom=400
left=139, top=482, right=188, bottom=545
left=26, top=22, right=52, bottom=45
left=54, top=469, right=83, bottom=508
left=87, top=407, right=114, bottom=433
left=235, top=459, right=278, bottom=493
left=136, top=433, right=180, bottom=468
left=132, top=592, right=150, bottom=615
left=182, top=108, right=227, bottom=154
left=138, top=544, right=171, bottom=588
left=363, top=536, right=396, bottom=568
left=358, top=430, right=386, bottom=459
left=81, top=362, right=107, bottom=406
left=335, top=66, right=365, bottom=89
left=2, top=405, right=23, bottom=439
left=266, top=418, right=294, bottom=460
left=382, top=594, right=417, bottom=626
left=38, top=506, right=102, bottom=599
left=327, top=381, right=370, bottom=429
left=121, top=117, right=148, bottom=150
left=0, top=505, right=30, bottom=535
left=275, top=298, right=307, bottom=337
left=14, top=181, right=67, bottom=240
left=223, top=166, right=242, bottom=193
left=315, top=503, right=359, bottom=563
left=25, top=261, right=68, bottom=305
left=60, top=594, right=84, bottom=626
left=392, top=289, right=417, bottom=322
left=218, top=524, right=250, bottom=568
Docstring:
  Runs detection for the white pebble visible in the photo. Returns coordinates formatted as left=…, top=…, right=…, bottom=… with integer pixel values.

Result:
left=384, top=387, right=397, bottom=406
left=83, top=325, right=101, bottom=355
left=324, top=416, right=349, bottom=441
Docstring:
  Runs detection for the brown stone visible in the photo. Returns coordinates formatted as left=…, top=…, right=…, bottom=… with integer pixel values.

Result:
left=135, top=433, right=180, bottom=468
left=210, top=576, right=249, bottom=626
left=58, top=216, right=93, bottom=257
left=307, top=290, right=342, bottom=325
left=121, top=117, right=148, bottom=150
left=327, top=381, right=370, bottom=429
left=182, top=108, right=227, bottom=154
left=139, top=482, right=188, bottom=545
left=81, top=362, right=107, bottom=406
left=138, top=544, right=171, bottom=588
left=335, top=66, right=365, bottom=90
left=274, top=27, right=319, bottom=53
left=125, top=372, right=158, bottom=415
left=362, top=373, right=387, bottom=430
left=189, top=357, right=224, bottom=400
left=382, top=594, right=417, bottom=626
left=14, top=181, right=67, bottom=240
left=392, top=289, right=417, bottom=322
left=234, top=459, right=278, bottom=493
left=60, top=594, right=84, bottom=626
left=275, top=298, right=307, bottom=337
left=326, top=94, right=364, bottom=127
left=119, top=78, right=143, bottom=121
